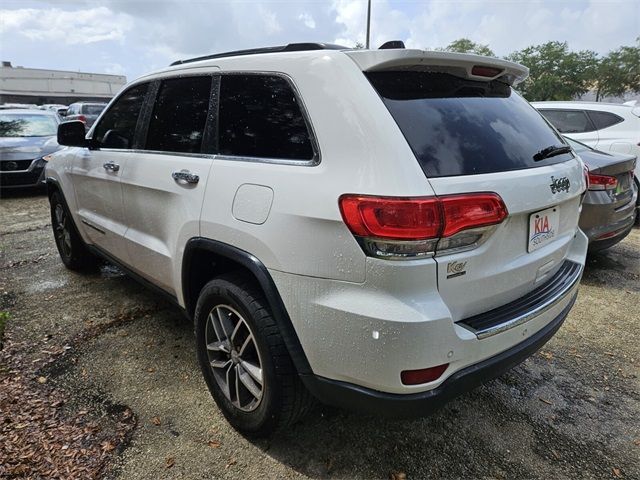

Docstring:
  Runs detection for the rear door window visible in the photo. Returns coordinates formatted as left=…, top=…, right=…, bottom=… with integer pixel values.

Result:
left=539, top=109, right=595, bottom=133
left=218, top=74, right=314, bottom=161
left=145, top=76, right=212, bottom=154
left=367, top=71, right=573, bottom=177
left=586, top=110, right=624, bottom=130
left=93, top=83, right=149, bottom=149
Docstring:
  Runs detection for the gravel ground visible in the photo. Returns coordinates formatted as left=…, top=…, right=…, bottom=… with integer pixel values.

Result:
left=1, top=191, right=638, bottom=479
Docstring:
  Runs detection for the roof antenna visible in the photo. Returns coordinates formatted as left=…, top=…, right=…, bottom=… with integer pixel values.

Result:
left=365, top=0, right=371, bottom=49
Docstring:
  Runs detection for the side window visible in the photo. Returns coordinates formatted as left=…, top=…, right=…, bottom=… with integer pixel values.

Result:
left=93, top=83, right=148, bottom=149
left=218, top=74, right=314, bottom=160
left=540, top=109, right=595, bottom=134
left=145, top=76, right=212, bottom=154
left=586, top=110, right=624, bottom=130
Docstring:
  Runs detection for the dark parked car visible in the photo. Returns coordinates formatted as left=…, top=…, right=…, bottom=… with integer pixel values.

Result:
left=0, top=109, right=61, bottom=189
left=63, top=102, right=107, bottom=129
left=568, top=137, right=638, bottom=251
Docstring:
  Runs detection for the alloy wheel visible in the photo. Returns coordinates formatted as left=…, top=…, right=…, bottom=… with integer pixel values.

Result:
left=205, top=305, right=264, bottom=412
left=54, top=204, right=72, bottom=258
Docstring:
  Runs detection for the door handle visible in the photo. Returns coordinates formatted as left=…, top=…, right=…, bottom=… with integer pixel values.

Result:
left=172, top=170, right=199, bottom=185
left=103, top=162, right=120, bottom=172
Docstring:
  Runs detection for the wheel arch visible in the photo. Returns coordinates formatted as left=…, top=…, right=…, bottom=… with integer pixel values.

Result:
left=182, top=238, right=312, bottom=375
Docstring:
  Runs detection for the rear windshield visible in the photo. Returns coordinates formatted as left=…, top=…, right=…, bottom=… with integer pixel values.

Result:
left=82, top=104, right=106, bottom=115
left=367, top=71, right=573, bottom=177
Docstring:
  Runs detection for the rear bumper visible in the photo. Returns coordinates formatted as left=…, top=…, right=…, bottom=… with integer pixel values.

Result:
left=580, top=188, right=637, bottom=243
left=301, top=293, right=576, bottom=417
left=272, top=230, right=588, bottom=396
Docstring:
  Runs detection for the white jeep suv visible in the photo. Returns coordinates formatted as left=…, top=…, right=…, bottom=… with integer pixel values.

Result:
left=46, top=43, right=588, bottom=436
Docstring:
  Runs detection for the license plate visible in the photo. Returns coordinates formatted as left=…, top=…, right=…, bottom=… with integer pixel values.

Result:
left=528, top=206, right=560, bottom=252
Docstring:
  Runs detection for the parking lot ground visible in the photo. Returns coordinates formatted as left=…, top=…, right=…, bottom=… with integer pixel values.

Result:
left=1, top=192, right=638, bottom=479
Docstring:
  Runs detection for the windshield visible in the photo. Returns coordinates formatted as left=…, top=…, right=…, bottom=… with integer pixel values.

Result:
left=83, top=104, right=107, bottom=115
left=563, top=136, right=591, bottom=153
left=0, top=113, right=58, bottom=137
left=367, top=71, right=574, bottom=177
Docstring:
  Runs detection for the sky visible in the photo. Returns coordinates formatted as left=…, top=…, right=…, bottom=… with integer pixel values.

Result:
left=1, top=0, right=638, bottom=81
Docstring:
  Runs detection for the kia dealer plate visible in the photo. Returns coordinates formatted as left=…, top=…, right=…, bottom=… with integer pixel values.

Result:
left=528, top=206, right=559, bottom=253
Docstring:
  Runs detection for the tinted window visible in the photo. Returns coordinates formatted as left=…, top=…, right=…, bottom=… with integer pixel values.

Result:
left=0, top=113, right=58, bottom=137
left=367, top=71, right=573, bottom=177
left=219, top=75, right=313, bottom=160
left=82, top=104, right=107, bottom=116
left=94, top=83, right=148, bottom=149
left=145, top=76, right=211, bottom=154
left=587, top=110, right=624, bottom=130
left=539, top=109, right=594, bottom=133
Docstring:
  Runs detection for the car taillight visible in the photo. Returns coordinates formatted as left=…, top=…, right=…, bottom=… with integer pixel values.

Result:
left=339, top=193, right=508, bottom=259
left=338, top=196, right=442, bottom=240
left=77, top=115, right=87, bottom=123
left=588, top=172, right=618, bottom=191
left=440, top=194, right=508, bottom=237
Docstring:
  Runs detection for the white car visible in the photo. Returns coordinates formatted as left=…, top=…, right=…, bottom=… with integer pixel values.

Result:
left=46, top=43, right=588, bottom=436
left=533, top=101, right=640, bottom=202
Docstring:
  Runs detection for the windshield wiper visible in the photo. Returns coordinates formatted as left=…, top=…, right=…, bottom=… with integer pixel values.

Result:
left=533, top=145, right=572, bottom=161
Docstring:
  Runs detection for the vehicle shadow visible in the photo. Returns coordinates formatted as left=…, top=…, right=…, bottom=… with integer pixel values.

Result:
left=256, top=373, right=541, bottom=479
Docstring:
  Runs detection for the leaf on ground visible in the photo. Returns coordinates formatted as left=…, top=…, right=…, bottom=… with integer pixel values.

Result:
left=612, top=467, right=622, bottom=478
left=390, top=471, right=407, bottom=480
left=101, top=441, right=116, bottom=452
left=540, top=351, right=553, bottom=360
left=147, top=367, right=155, bottom=373
left=208, top=440, right=221, bottom=448
left=165, top=456, right=175, bottom=469
left=225, top=458, right=237, bottom=469
left=37, top=376, right=47, bottom=384
left=151, top=416, right=161, bottom=426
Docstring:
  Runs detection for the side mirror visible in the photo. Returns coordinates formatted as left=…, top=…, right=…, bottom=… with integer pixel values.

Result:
left=57, top=121, right=88, bottom=147
left=102, top=130, right=130, bottom=149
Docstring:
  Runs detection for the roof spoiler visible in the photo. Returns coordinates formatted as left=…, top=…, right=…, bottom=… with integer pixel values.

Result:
left=345, top=49, right=529, bottom=86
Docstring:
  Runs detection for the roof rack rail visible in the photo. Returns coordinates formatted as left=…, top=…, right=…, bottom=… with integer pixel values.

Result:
left=170, top=42, right=348, bottom=66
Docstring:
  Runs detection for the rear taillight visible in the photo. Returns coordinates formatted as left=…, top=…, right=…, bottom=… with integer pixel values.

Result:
left=588, top=172, right=618, bottom=191
left=440, top=194, right=508, bottom=237
left=77, top=114, right=87, bottom=123
left=339, top=193, right=508, bottom=259
left=338, top=196, right=441, bottom=240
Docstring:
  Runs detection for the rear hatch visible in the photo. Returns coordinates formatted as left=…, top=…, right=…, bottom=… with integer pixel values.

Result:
left=353, top=50, right=585, bottom=321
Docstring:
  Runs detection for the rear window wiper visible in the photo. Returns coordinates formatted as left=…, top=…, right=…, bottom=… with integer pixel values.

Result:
left=533, top=145, right=572, bottom=161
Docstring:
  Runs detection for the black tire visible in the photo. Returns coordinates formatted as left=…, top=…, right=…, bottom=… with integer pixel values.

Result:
left=194, top=272, right=314, bottom=437
left=49, top=190, right=100, bottom=271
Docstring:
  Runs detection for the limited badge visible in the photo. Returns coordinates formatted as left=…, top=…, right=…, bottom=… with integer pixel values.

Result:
left=447, top=260, right=467, bottom=279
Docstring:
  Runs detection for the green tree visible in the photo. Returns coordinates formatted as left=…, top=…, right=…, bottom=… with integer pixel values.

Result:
left=594, top=41, right=640, bottom=100
left=507, top=41, right=599, bottom=101
left=443, top=38, right=494, bottom=56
